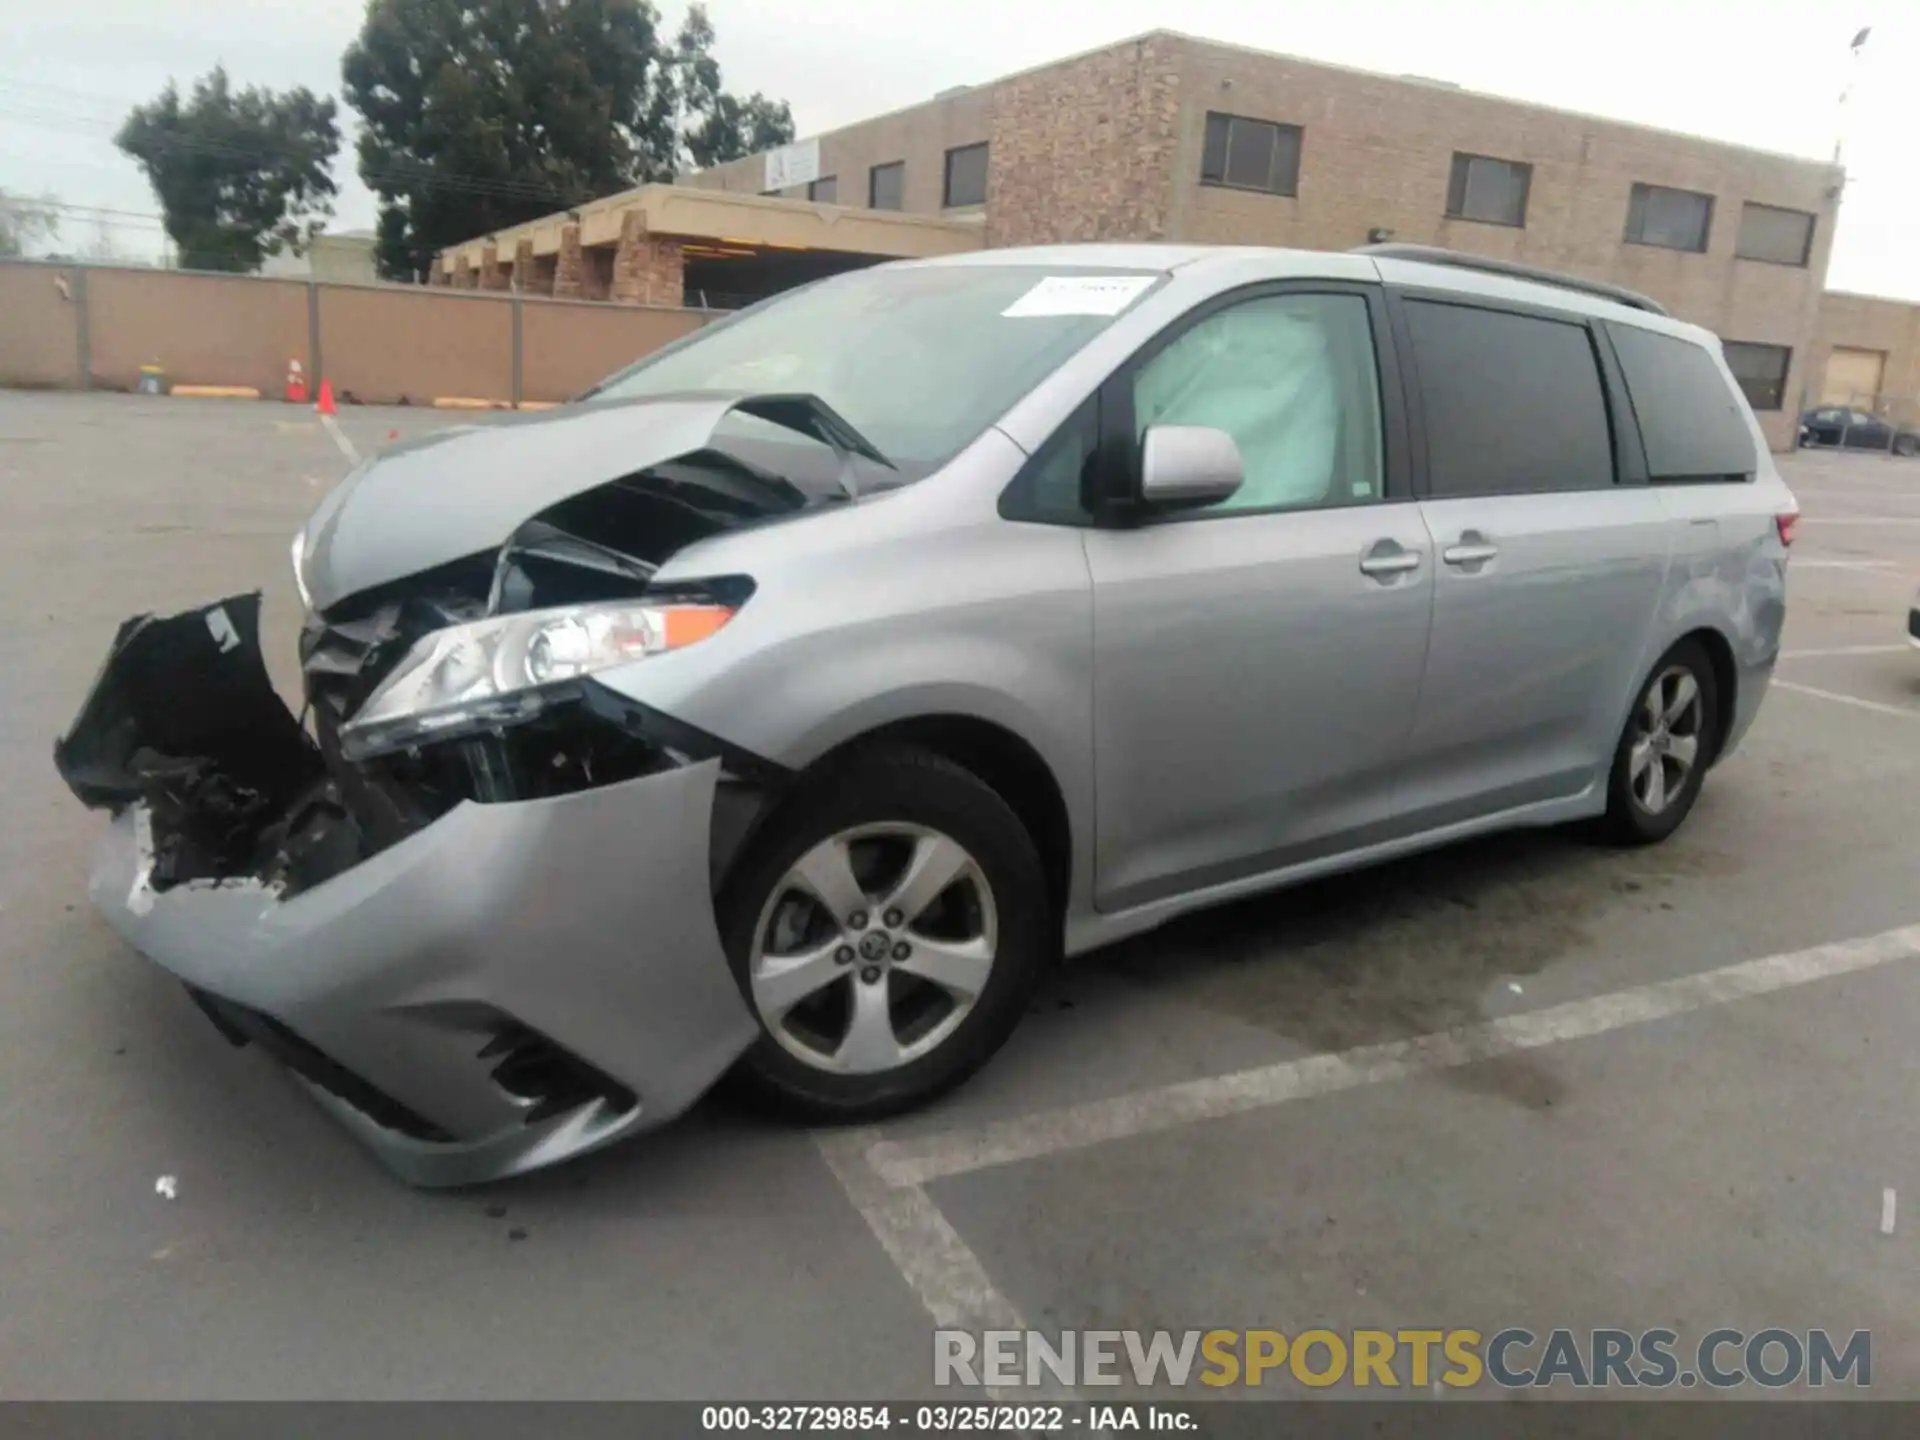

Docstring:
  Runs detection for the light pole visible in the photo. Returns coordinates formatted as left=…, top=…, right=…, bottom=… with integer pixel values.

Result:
left=1833, top=25, right=1871, bottom=167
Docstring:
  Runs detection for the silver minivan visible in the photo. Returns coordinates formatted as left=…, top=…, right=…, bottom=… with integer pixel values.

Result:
left=56, top=243, right=1796, bottom=1185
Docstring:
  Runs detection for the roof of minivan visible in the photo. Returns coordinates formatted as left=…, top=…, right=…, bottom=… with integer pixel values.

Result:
left=913, top=242, right=1715, bottom=343
left=913, top=243, right=1224, bottom=272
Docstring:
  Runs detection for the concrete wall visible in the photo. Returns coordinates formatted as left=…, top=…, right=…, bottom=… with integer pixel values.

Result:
left=316, top=286, right=513, bottom=406
left=0, top=260, right=711, bottom=406
left=521, top=297, right=707, bottom=402
left=0, top=264, right=80, bottom=388
left=87, top=268, right=312, bottom=394
left=1807, top=291, right=1920, bottom=416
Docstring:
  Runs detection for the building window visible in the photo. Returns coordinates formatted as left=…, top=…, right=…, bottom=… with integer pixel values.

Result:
left=1200, top=112, right=1302, bottom=197
left=869, top=161, right=905, bottom=211
left=943, top=142, right=988, bottom=208
left=1625, top=183, right=1713, bottom=252
left=807, top=175, right=837, bottom=204
left=1446, top=152, right=1531, bottom=227
left=1722, top=341, right=1792, bottom=412
left=1735, top=203, right=1815, bottom=267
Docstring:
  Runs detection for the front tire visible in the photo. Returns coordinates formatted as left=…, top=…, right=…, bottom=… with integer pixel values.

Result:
left=1597, top=639, right=1719, bottom=845
left=717, top=746, right=1049, bottom=1122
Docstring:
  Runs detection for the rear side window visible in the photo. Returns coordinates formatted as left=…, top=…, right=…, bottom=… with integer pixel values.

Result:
left=1402, top=300, right=1614, bottom=498
left=1605, top=323, right=1757, bottom=481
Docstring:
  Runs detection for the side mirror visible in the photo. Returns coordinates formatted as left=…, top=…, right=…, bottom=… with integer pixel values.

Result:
left=1139, top=425, right=1243, bottom=510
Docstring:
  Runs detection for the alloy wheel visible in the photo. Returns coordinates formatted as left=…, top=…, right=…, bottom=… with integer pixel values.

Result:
left=747, top=823, right=999, bottom=1074
left=1629, top=665, right=1705, bottom=815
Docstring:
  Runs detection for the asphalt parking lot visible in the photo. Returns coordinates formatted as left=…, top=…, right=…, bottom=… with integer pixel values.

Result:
left=2, top=389, right=1917, bottom=1401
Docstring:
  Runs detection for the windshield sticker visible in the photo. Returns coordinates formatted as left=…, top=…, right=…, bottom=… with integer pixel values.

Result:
left=1002, top=275, right=1156, bottom=318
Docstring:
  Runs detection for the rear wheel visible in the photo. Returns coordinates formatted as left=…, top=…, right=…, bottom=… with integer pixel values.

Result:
left=1893, top=433, right=1918, bottom=458
left=1597, top=639, right=1719, bottom=845
left=718, top=746, right=1048, bottom=1121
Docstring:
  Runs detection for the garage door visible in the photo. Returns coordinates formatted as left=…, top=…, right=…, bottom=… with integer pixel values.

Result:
left=1822, top=347, right=1887, bottom=406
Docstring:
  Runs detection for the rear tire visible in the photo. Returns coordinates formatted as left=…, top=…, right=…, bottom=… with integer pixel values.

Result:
left=1893, top=433, right=1918, bottom=458
left=1596, top=639, right=1719, bottom=846
left=717, top=745, right=1049, bottom=1122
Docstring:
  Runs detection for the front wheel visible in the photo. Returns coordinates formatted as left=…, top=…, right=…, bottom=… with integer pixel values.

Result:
left=1596, top=639, right=1719, bottom=845
left=717, top=746, right=1049, bottom=1121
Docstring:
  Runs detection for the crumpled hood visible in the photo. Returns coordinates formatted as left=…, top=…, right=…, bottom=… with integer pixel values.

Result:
left=297, top=393, right=850, bottom=614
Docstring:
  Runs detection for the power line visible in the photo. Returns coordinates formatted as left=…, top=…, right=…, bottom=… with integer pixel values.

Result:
left=0, top=102, right=583, bottom=208
left=27, top=198, right=167, bottom=223
left=0, top=72, right=130, bottom=114
left=0, top=85, right=599, bottom=210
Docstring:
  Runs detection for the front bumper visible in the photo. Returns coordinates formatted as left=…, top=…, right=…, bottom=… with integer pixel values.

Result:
left=59, top=594, right=758, bottom=1187
left=90, top=762, right=758, bottom=1186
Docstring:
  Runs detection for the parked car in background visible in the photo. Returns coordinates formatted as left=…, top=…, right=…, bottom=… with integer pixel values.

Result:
left=54, top=243, right=1796, bottom=1186
left=1799, top=406, right=1920, bottom=456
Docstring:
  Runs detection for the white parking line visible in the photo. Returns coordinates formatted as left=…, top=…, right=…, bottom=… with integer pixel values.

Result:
left=1787, top=560, right=1898, bottom=571
left=1774, top=680, right=1920, bottom=719
left=815, top=1128, right=1027, bottom=1331
left=319, top=411, right=360, bottom=467
left=861, top=922, right=1920, bottom=1188
left=815, top=1128, right=1068, bottom=1401
left=821, top=923, right=1920, bottom=1358
left=1800, top=517, right=1920, bottom=526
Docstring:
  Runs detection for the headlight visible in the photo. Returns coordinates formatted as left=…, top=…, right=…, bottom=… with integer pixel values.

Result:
left=339, top=599, right=735, bottom=759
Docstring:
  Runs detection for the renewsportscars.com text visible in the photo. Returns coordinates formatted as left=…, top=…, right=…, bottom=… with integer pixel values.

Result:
left=934, top=1327, right=1872, bottom=1390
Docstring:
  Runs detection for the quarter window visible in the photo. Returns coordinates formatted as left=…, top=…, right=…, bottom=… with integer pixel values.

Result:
left=869, top=161, right=905, bottom=211
left=1735, top=203, right=1815, bottom=266
left=1606, top=323, right=1758, bottom=481
left=1447, top=153, right=1531, bottom=227
left=1200, top=113, right=1302, bottom=197
left=1403, top=301, right=1614, bottom=497
left=943, top=143, right=988, bottom=207
left=1625, top=183, right=1714, bottom=252
left=1130, top=292, right=1383, bottom=514
left=1721, top=341, right=1792, bottom=412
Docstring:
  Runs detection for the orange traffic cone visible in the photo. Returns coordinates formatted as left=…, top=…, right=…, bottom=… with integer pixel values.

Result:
left=315, top=378, right=337, bottom=416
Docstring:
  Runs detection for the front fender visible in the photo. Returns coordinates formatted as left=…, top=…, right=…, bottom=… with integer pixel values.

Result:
left=592, top=513, right=1098, bottom=918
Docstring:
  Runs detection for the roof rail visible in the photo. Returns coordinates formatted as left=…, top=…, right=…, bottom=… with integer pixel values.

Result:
left=1352, top=243, right=1671, bottom=317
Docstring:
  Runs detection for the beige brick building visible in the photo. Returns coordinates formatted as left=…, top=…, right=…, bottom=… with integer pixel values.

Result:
left=443, top=28, right=1872, bottom=450
left=1807, top=292, right=1920, bottom=427
left=685, top=29, right=1845, bottom=450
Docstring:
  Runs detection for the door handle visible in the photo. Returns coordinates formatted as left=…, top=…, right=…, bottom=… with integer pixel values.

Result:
left=1358, top=548, right=1422, bottom=577
left=1442, top=543, right=1499, bottom=565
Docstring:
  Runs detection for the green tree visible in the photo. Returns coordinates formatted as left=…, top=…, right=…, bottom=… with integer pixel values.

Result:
left=342, top=0, right=794, bottom=281
left=116, top=68, right=340, bottom=272
left=0, top=189, right=61, bottom=258
left=674, top=4, right=795, bottom=170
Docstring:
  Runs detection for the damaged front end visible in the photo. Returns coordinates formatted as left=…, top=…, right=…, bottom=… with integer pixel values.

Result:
left=55, top=594, right=330, bottom=892
left=50, top=393, right=865, bottom=1185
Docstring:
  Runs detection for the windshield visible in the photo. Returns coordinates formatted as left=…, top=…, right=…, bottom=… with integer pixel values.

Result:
left=584, top=264, right=1163, bottom=475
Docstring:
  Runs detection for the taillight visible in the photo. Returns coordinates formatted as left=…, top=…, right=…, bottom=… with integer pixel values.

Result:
left=1776, top=511, right=1799, bottom=546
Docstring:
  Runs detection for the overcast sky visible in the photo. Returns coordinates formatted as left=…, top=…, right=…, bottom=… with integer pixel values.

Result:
left=4, top=0, right=1914, bottom=298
